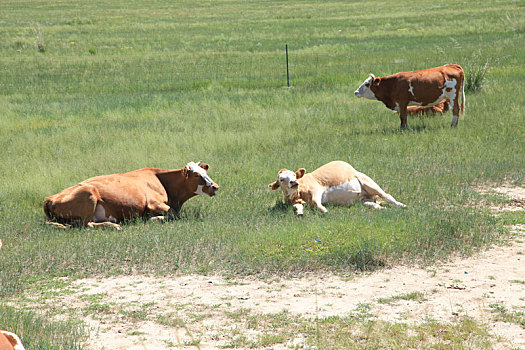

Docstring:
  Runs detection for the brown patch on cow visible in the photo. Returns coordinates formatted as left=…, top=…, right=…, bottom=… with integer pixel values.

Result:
left=446, top=87, right=452, bottom=92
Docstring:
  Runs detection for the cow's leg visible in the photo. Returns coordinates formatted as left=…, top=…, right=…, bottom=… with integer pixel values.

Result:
left=87, top=222, right=122, bottom=230
left=357, top=173, right=406, bottom=208
left=147, top=201, right=172, bottom=221
left=293, top=202, right=304, bottom=216
left=362, top=200, right=383, bottom=210
left=44, top=221, right=72, bottom=229
left=312, top=190, right=328, bottom=213
left=399, top=103, right=408, bottom=129
left=451, top=93, right=460, bottom=127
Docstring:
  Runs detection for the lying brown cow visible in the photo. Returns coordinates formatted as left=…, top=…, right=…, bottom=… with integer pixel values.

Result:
left=0, top=331, right=25, bottom=350
left=269, top=161, right=406, bottom=215
left=354, top=64, right=465, bottom=128
left=44, top=162, right=219, bottom=229
left=405, top=99, right=449, bottom=117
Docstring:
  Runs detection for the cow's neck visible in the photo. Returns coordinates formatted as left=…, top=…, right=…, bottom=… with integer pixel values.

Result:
left=156, top=169, right=196, bottom=209
left=372, top=76, right=397, bottom=110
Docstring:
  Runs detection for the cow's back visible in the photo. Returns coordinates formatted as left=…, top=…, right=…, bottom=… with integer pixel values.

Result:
left=309, top=161, right=358, bottom=187
left=45, top=168, right=169, bottom=222
left=80, top=168, right=169, bottom=219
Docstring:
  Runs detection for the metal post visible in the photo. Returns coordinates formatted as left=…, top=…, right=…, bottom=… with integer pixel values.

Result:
left=286, top=44, right=290, bottom=87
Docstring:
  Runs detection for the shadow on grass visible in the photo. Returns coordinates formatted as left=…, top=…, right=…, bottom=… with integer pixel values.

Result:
left=267, top=201, right=291, bottom=214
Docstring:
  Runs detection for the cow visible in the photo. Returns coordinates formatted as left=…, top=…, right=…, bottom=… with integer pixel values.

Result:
left=268, top=161, right=406, bottom=216
left=44, top=162, right=219, bottom=230
left=0, top=331, right=25, bottom=350
left=405, top=98, right=449, bottom=117
left=354, top=64, right=465, bottom=128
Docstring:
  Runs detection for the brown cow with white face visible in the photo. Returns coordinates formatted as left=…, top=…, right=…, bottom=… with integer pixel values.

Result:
left=354, top=64, right=465, bottom=128
left=269, top=161, right=406, bottom=216
left=0, top=331, right=25, bottom=350
left=44, top=161, right=219, bottom=229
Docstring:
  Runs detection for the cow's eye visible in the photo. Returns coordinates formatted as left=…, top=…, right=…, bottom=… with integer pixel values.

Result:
left=365, top=83, right=370, bottom=87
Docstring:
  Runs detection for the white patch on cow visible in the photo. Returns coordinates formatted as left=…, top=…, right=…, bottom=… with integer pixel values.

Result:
left=277, top=170, right=298, bottom=196
left=195, top=185, right=206, bottom=195
left=321, top=177, right=362, bottom=205
left=394, top=103, right=400, bottom=112
left=408, top=82, right=415, bottom=96
left=186, top=161, right=213, bottom=186
left=92, top=204, right=118, bottom=223
left=93, top=204, right=107, bottom=222
left=354, top=75, right=378, bottom=100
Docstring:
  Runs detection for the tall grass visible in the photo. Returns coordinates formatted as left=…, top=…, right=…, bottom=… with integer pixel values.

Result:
left=0, top=0, right=524, bottom=346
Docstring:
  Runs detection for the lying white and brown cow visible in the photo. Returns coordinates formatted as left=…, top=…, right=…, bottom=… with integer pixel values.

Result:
left=0, top=331, right=25, bottom=350
left=405, top=98, right=449, bottom=117
left=269, top=161, right=406, bottom=215
left=354, top=64, right=465, bottom=128
left=44, top=161, right=219, bottom=229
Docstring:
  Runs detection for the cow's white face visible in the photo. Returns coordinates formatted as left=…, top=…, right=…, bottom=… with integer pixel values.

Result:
left=354, top=74, right=378, bottom=100
left=269, top=169, right=301, bottom=200
left=277, top=170, right=299, bottom=191
left=186, top=161, right=219, bottom=196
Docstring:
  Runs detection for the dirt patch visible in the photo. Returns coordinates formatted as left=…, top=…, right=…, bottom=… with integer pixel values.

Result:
left=477, top=185, right=525, bottom=212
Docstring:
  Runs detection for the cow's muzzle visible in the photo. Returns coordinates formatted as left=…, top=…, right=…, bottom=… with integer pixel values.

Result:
left=207, top=184, right=219, bottom=196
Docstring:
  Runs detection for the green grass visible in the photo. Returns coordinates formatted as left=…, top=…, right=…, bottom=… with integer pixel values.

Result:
left=0, top=304, right=86, bottom=350
left=1, top=0, right=524, bottom=347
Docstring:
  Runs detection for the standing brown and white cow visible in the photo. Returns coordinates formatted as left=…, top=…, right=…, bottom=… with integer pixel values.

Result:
left=354, top=64, right=465, bottom=128
left=44, top=161, right=219, bottom=229
left=269, top=161, right=406, bottom=216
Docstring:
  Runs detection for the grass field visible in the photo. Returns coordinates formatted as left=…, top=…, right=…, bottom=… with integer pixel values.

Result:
left=1, top=0, right=524, bottom=348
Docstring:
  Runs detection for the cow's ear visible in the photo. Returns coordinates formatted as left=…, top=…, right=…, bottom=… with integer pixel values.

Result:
left=200, top=163, right=209, bottom=171
left=295, top=168, right=306, bottom=179
left=372, top=77, right=381, bottom=86
left=268, top=181, right=280, bottom=190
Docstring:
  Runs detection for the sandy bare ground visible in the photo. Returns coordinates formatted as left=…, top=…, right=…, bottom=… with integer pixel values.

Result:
left=24, top=186, right=525, bottom=349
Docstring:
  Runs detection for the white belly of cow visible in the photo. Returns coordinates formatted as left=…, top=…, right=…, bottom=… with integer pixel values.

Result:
left=321, top=178, right=362, bottom=205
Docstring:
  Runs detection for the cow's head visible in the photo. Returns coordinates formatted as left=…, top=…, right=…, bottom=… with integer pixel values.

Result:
left=268, top=168, right=305, bottom=200
left=354, top=74, right=379, bottom=100
left=185, top=161, right=219, bottom=196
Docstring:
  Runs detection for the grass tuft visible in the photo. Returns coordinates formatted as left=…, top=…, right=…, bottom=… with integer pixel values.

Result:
left=465, top=61, right=490, bottom=93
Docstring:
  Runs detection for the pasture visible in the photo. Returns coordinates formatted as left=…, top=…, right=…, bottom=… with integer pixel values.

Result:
left=0, top=0, right=524, bottom=348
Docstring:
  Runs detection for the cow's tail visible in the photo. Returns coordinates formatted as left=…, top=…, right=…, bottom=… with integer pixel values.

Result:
left=461, top=68, right=466, bottom=116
